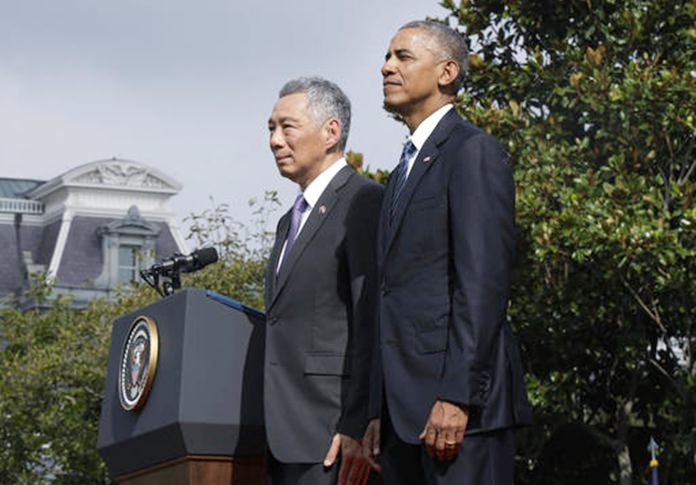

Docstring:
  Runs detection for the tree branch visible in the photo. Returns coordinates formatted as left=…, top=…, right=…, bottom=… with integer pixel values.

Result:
left=677, top=138, right=695, bottom=185
left=620, top=276, right=667, bottom=333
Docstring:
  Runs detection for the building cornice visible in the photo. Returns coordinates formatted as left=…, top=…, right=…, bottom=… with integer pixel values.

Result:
left=26, top=158, right=182, bottom=200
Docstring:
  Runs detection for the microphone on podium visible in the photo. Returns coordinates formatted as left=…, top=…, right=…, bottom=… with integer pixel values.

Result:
left=141, top=247, right=219, bottom=297
left=144, top=247, right=219, bottom=276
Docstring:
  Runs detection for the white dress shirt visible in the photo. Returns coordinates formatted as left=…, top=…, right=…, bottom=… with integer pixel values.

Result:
left=276, top=157, right=347, bottom=272
left=404, top=103, right=453, bottom=178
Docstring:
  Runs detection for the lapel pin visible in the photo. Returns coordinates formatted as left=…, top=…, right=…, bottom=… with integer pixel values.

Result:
left=319, top=205, right=327, bottom=214
left=423, top=156, right=432, bottom=163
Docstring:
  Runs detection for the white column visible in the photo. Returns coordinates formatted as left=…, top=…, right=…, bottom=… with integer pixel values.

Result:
left=47, top=209, right=73, bottom=280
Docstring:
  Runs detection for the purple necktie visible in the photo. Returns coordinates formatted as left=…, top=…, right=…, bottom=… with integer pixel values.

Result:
left=390, top=139, right=416, bottom=216
left=280, top=193, right=308, bottom=268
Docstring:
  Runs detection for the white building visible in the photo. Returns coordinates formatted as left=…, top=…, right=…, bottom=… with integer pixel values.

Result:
left=0, top=158, right=187, bottom=308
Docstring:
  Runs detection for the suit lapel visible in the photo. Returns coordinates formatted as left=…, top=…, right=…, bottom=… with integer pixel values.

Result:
left=385, top=145, right=440, bottom=245
left=381, top=109, right=460, bottom=260
left=270, top=166, right=354, bottom=306
left=266, top=212, right=290, bottom=306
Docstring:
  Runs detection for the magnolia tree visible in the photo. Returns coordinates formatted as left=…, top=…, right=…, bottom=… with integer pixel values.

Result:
left=423, top=0, right=695, bottom=483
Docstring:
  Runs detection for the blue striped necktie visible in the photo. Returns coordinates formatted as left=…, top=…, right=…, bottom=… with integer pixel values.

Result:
left=390, top=139, right=416, bottom=216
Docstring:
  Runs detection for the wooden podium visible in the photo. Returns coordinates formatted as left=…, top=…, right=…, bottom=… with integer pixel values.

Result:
left=97, top=289, right=266, bottom=484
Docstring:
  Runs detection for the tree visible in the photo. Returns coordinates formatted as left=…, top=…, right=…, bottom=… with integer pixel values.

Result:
left=0, top=194, right=279, bottom=483
left=430, top=0, right=695, bottom=483
left=184, top=192, right=280, bottom=309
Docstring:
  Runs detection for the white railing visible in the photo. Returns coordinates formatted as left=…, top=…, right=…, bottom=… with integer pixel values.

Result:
left=0, top=197, right=44, bottom=214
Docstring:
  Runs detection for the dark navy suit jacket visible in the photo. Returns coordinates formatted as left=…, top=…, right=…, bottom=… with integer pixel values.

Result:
left=371, top=109, right=532, bottom=443
left=265, top=166, right=384, bottom=462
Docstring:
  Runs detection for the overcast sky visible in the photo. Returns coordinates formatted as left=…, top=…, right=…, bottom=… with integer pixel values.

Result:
left=0, top=0, right=449, bottom=243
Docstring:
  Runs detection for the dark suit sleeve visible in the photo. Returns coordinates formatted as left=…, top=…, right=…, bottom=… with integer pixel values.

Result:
left=438, top=133, right=516, bottom=407
left=337, top=182, right=384, bottom=439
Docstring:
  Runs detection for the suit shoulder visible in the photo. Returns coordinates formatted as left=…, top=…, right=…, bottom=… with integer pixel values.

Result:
left=349, top=171, right=384, bottom=189
left=342, top=173, right=383, bottom=219
left=346, top=171, right=385, bottom=197
left=447, top=120, right=508, bottom=157
left=447, top=118, right=501, bottom=147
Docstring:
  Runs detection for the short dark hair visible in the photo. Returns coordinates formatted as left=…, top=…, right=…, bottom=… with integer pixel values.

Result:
left=399, top=20, right=468, bottom=93
left=279, top=77, right=352, bottom=151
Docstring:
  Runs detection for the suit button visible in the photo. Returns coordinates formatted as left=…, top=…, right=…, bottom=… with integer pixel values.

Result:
left=380, top=283, right=390, bottom=296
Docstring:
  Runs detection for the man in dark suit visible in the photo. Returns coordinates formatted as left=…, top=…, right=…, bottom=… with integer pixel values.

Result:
left=265, top=77, right=383, bottom=485
left=362, top=21, right=532, bottom=484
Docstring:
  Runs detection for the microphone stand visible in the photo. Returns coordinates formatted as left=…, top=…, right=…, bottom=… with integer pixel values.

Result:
left=140, top=265, right=182, bottom=298
left=139, top=248, right=217, bottom=298
left=163, top=271, right=181, bottom=296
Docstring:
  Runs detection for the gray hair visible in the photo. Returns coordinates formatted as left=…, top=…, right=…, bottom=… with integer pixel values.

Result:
left=399, top=20, right=468, bottom=94
left=279, top=77, right=351, bottom=152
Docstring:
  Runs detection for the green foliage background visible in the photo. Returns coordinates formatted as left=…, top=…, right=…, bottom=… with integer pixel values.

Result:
left=0, top=194, right=279, bottom=484
left=433, top=0, right=695, bottom=483
left=1, top=1, right=694, bottom=483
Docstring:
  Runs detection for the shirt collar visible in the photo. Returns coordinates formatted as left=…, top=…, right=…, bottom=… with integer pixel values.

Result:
left=410, top=104, right=454, bottom=150
left=301, top=157, right=347, bottom=208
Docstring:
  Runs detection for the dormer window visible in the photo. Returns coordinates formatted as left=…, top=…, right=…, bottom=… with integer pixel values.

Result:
left=1, top=159, right=187, bottom=309
left=118, top=245, right=141, bottom=284
left=96, top=206, right=160, bottom=290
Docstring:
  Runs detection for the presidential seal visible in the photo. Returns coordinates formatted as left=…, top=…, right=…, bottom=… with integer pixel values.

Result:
left=118, top=316, right=159, bottom=411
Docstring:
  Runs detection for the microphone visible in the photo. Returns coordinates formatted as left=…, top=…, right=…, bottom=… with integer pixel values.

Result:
left=145, top=247, right=219, bottom=276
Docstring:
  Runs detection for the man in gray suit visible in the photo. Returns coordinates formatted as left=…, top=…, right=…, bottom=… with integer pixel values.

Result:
left=264, top=77, right=383, bottom=485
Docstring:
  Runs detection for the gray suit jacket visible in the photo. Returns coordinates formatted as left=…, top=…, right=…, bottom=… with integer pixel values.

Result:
left=264, top=166, right=383, bottom=463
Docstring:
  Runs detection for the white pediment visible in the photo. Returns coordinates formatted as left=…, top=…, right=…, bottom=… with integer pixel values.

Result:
left=27, top=158, right=182, bottom=201
left=67, top=159, right=181, bottom=192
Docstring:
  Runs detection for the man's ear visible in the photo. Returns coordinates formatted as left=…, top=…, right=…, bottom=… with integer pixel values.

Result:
left=324, top=118, right=342, bottom=152
left=438, top=60, right=460, bottom=91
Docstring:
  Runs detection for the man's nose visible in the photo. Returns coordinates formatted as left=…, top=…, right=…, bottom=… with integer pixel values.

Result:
left=269, top=128, right=283, bottom=148
left=381, top=58, right=395, bottom=77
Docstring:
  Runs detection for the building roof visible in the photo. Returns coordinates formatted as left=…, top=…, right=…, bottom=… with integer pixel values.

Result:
left=0, top=159, right=186, bottom=307
left=0, top=223, right=44, bottom=294
left=26, top=158, right=181, bottom=200
left=0, top=178, right=45, bottom=199
left=56, top=215, right=179, bottom=287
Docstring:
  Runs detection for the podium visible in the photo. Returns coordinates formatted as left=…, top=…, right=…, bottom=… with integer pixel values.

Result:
left=97, top=288, right=266, bottom=484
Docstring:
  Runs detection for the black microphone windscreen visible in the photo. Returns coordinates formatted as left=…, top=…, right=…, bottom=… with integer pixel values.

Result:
left=195, top=247, right=219, bottom=266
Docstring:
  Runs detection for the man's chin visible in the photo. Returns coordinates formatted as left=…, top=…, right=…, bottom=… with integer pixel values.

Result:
left=382, top=99, right=402, bottom=113
left=383, top=101, right=406, bottom=123
left=277, top=166, right=294, bottom=180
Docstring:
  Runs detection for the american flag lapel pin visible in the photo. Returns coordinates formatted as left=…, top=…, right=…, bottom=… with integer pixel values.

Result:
left=319, top=205, right=327, bottom=214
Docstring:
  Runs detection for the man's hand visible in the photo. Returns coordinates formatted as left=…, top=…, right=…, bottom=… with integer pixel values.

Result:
left=323, top=433, right=371, bottom=485
left=361, top=418, right=382, bottom=473
left=418, top=400, right=469, bottom=462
